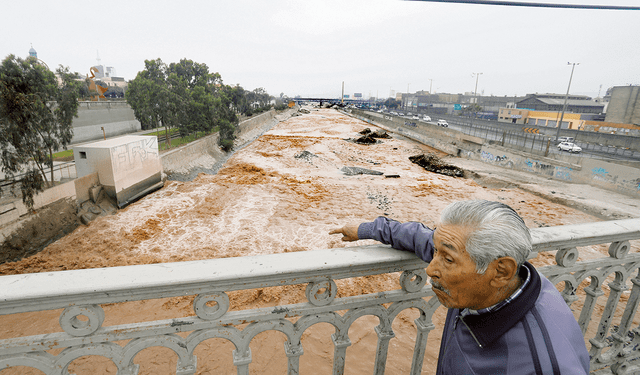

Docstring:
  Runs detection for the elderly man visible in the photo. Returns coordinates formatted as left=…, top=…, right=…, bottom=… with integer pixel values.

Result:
left=330, top=200, right=589, bottom=375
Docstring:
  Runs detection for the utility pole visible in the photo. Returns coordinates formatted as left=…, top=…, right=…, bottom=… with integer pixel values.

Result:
left=473, top=73, right=483, bottom=118
left=473, top=73, right=483, bottom=102
left=554, top=63, right=579, bottom=142
left=429, top=79, right=433, bottom=94
left=341, top=81, right=344, bottom=104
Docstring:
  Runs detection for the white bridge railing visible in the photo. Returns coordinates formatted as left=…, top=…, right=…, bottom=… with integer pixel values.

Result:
left=1, top=218, right=639, bottom=374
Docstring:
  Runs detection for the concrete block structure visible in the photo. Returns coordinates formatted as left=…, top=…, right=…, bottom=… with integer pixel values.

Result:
left=74, top=136, right=163, bottom=207
left=605, top=86, right=640, bottom=126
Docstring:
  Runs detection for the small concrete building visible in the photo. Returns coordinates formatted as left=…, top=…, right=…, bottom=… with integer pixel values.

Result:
left=74, top=135, right=163, bottom=207
left=498, top=108, right=529, bottom=124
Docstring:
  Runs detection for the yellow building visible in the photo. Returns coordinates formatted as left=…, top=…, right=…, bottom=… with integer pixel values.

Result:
left=526, top=111, right=584, bottom=130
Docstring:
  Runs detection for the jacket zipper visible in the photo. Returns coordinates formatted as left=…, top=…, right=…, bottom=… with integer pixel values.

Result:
left=459, top=315, right=483, bottom=348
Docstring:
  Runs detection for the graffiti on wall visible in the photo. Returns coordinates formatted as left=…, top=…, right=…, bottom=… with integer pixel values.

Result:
left=481, top=151, right=513, bottom=168
left=524, top=158, right=555, bottom=177
left=111, top=138, right=159, bottom=174
left=554, top=166, right=572, bottom=181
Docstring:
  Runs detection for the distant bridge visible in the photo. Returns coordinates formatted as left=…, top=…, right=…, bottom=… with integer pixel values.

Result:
left=291, top=97, right=374, bottom=106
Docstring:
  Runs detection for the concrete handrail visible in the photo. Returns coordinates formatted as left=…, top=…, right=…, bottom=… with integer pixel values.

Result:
left=1, top=218, right=639, bottom=374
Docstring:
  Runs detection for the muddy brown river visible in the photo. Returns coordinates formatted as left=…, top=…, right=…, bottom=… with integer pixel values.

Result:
left=0, top=108, right=625, bottom=374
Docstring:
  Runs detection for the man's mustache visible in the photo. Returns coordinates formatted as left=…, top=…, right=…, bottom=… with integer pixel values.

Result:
left=431, top=280, right=451, bottom=296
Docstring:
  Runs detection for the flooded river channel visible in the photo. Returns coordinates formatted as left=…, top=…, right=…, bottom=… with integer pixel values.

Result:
left=0, top=108, right=608, bottom=374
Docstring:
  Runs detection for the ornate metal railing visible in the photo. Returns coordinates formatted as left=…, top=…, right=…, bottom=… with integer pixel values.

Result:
left=0, top=218, right=639, bottom=374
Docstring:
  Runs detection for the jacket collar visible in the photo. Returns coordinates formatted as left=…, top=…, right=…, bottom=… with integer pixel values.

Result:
left=457, top=262, right=541, bottom=347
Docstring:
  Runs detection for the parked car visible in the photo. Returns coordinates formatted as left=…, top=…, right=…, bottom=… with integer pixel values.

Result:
left=397, top=112, right=404, bottom=116
left=558, top=142, right=582, bottom=153
left=423, top=115, right=431, bottom=122
left=412, top=115, right=420, bottom=120
left=557, top=136, right=575, bottom=144
left=437, top=119, right=449, bottom=127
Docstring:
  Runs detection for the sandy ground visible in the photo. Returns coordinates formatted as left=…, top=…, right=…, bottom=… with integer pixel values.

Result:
left=0, top=108, right=638, bottom=374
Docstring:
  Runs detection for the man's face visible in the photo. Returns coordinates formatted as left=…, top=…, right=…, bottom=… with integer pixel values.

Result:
left=426, top=224, right=495, bottom=310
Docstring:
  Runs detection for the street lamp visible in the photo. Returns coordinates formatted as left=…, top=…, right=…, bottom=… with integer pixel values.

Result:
left=554, top=62, right=580, bottom=142
left=473, top=73, right=483, bottom=100
left=473, top=73, right=483, bottom=118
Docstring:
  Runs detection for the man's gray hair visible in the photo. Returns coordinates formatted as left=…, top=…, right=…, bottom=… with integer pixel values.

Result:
left=439, top=200, right=532, bottom=274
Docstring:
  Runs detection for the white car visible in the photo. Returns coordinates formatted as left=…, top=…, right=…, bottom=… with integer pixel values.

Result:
left=558, top=142, right=582, bottom=153
left=423, top=115, right=431, bottom=122
left=412, top=115, right=420, bottom=120
left=437, top=119, right=449, bottom=127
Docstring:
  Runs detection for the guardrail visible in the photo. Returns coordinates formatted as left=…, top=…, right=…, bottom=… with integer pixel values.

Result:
left=1, top=218, right=639, bottom=374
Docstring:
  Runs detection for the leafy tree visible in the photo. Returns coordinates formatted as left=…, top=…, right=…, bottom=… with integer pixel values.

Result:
left=217, top=85, right=239, bottom=151
left=0, top=54, right=81, bottom=209
left=461, top=103, right=482, bottom=116
left=126, top=59, right=178, bottom=143
left=383, top=98, right=400, bottom=109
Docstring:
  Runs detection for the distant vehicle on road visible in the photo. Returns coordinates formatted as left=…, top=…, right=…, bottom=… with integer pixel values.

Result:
left=423, top=115, right=431, bottom=122
left=397, top=112, right=404, bottom=116
left=557, top=136, right=575, bottom=144
left=390, top=111, right=398, bottom=115
left=412, top=115, right=420, bottom=120
left=558, top=142, right=582, bottom=153
left=437, top=119, right=449, bottom=127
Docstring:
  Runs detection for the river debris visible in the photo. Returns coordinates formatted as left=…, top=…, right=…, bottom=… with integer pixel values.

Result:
left=294, top=150, right=318, bottom=162
left=409, top=153, right=465, bottom=177
left=340, top=166, right=384, bottom=176
left=345, top=128, right=392, bottom=145
left=359, top=128, right=391, bottom=138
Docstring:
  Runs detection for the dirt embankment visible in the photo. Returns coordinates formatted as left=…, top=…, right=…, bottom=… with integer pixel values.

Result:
left=0, top=108, right=635, bottom=374
left=0, top=198, right=80, bottom=264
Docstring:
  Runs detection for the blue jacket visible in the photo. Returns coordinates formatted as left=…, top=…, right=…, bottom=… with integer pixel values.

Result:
left=358, top=217, right=590, bottom=375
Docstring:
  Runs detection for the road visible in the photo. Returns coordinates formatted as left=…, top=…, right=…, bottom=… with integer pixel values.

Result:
left=378, top=110, right=640, bottom=162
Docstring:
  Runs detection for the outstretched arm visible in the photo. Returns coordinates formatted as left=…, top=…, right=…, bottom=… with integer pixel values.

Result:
left=329, top=217, right=435, bottom=262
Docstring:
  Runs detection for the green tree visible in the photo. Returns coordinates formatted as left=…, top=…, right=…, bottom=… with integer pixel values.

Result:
left=383, top=98, right=400, bottom=109
left=126, top=59, right=178, bottom=144
left=0, top=55, right=81, bottom=209
left=217, top=85, right=239, bottom=151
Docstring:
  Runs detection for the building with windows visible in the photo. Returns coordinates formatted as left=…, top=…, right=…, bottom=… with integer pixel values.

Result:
left=498, top=108, right=529, bottom=124
left=516, top=93, right=604, bottom=114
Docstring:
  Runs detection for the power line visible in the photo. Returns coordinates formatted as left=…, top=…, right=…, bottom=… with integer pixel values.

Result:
left=407, top=0, right=640, bottom=10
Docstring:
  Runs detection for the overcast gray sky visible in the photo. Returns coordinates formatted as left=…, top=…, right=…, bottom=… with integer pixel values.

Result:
left=2, top=0, right=639, bottom=99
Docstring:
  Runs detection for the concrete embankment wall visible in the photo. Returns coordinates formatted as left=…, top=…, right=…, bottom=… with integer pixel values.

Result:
left=72, top=101, right=141, bottom=144
left=161, top=109, right=281, bottom=177
left=0, top=173, right=100, bottom=243
left=348, top=109, right=640, bottom=198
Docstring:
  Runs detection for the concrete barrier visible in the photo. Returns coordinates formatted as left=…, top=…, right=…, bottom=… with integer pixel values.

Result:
left=0, top=179, right=78, bottom=242
left=161, top=110, right=282, bottom=179
left=72, top=101, right=141, bottom=144
left=348, top=109, right=640, bottom=197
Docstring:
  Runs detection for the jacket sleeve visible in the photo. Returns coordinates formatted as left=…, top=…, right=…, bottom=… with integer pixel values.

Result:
left=357, top=216, right=434, bottom=262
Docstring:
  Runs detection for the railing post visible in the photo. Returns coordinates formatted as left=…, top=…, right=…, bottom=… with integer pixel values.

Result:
left=331, top=333, right=351, bottom=375
left=589, top=276, right=628, bottom=362
left=372, top=325, right=395, bottom=375
left=410, top=318, right=434, bottom=375
left=233, top=348, right=252, bottom=375
left=284, top=341, right=303, bottom=375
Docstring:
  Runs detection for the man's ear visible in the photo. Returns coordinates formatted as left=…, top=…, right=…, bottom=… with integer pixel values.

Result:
left=489, top=257, right=519, bottom=288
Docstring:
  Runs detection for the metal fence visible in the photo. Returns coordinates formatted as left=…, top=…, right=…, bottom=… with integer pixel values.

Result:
left=417, top=112, right=640, bottom=162
left=0, top=162, right=77, bottom=201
